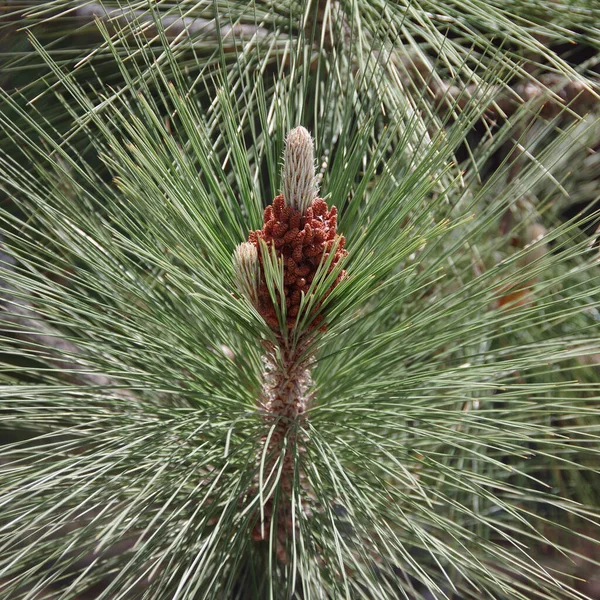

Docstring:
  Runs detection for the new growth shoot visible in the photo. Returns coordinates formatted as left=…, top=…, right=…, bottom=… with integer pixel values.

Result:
left=232, top=126, right=348, bottom=562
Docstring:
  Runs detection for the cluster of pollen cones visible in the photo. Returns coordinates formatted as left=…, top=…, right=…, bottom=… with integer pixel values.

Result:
left=248, top=194, right=347, bottom=332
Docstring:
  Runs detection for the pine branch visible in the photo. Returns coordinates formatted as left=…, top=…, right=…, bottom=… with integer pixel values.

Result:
left=398, top=54, right=598, bottom=119
left=1, top=2, right=600, bottom=598
left=71, top=2, right=272, bottom=42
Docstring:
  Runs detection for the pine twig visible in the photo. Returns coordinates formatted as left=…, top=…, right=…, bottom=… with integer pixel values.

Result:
left=397, top=53, right=598, bottom=118
left=71, top=3, right=272, bottom=43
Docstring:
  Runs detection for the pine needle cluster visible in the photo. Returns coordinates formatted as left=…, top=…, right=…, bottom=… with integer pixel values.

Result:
left=0, top=1, right=599, bottom=599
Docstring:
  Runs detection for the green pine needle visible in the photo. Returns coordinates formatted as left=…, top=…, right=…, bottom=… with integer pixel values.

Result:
left=1, top=2, right=600, bottom=599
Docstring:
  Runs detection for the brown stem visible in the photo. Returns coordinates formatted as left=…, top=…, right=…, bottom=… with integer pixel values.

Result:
left=251, top=338, right=313, bottom=563
left=304, top=0, right=351, bottom=52
left=394, top=53, right=597, bottom=118
left=71, top=3, right=271, bottom=43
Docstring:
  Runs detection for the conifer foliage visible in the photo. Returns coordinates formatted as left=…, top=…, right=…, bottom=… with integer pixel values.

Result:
left=0, top=1, right=600, bottom=599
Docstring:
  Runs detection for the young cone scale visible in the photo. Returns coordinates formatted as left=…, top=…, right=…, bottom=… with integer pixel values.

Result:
left=234, top=127, right=347, bottom=562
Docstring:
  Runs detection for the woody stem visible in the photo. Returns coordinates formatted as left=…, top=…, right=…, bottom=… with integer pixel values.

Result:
left=252, top=339, right=312, bottom=561
left=260, top=340, right=311, bottom=484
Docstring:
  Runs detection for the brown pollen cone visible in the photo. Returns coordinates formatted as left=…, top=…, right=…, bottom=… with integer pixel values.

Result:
left=248, top=194, right=347, bottom=332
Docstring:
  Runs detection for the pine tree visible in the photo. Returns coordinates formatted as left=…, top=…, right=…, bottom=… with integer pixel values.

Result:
left=1, top=1, right=600, bottom=599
